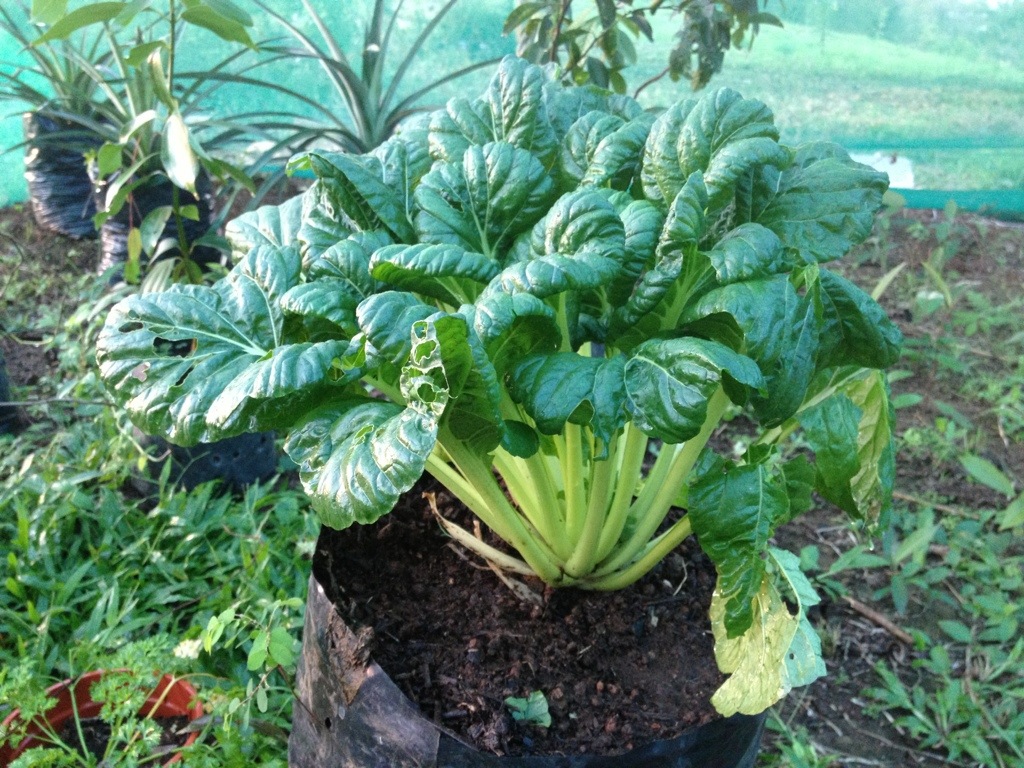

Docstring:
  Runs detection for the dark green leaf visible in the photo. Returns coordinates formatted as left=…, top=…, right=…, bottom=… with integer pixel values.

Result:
left=226, top=195, right=304, bottom=258
left=753, top=143, right=889, bottom=264
left=415, top=143, right=556, bottom=258
left=357, top=291, right=436, bottom=367
left=624, top=337, right=762, bottom=444
left=96, top=245, right=302, bottom=444
left=690, top=461, right=788, bottom=636
left=510, top=353, right=627, bottom=456
left=310, top=151, right=416, bottom=242
left=817, top=270, right=902, bottom=369
left=370, top=244, right=499, bottom=304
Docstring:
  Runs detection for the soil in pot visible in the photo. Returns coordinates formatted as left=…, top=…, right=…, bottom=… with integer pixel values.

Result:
left=56, top=714, right=192, bottom=760
left=312, top=477, right=728, bottom=758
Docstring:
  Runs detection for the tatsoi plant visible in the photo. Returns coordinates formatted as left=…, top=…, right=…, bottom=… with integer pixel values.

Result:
left=96, top=57, right=901, bottom=716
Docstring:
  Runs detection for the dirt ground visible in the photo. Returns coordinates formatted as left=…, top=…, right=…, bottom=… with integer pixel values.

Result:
left=3, top=202, right=1023, bottom=764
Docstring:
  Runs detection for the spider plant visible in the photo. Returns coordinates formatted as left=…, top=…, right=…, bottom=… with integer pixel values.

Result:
left=246, top=0, right=504, bottom=155
left=0, top=2, right=108, bottom=121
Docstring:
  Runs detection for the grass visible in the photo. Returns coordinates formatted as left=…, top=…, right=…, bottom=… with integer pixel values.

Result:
left=758, top=204, right=1024, bottom=767
left=0, top=222, right=310, bottom=764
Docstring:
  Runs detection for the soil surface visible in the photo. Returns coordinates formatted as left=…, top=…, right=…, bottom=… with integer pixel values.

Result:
left=56, top=714, right=191, bottom=760
left=315, top=478, right=725, bottom=758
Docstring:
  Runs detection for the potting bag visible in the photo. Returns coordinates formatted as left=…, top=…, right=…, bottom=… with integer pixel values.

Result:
left=23, top=112, right=99, bottom=240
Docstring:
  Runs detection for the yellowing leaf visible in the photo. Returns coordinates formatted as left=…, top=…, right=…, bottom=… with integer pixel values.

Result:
left=710, top=548, right=825, bottom=716
left=710, top=576, right=798, bottom=716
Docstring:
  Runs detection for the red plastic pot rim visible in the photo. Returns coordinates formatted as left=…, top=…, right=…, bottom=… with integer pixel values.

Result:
left=0, top=669, right=203, bottom=765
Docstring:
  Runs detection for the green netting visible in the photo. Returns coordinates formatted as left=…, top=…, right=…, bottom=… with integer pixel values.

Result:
left=2, top=0, right=1022, bottom=213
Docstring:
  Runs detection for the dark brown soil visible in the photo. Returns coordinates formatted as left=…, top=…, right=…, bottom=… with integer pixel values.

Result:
left=56, top=714, right=191, bottom=760
left=314, top=478, right=725, bottom=758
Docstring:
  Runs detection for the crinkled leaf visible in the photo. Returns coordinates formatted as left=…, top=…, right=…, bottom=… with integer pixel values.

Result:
left=206, top=339, right=357, bottom=433
left=473, top=292, right=560, bottom=379
left=704, top=137, right=790, bottom=212
left=544, top=82, right=642, bottom=142
left=357, top=291, right=436, bottom=367
left=682, top=276, right=820, bottom=425
left=486, top=56, right=559, bottom=168
left=753, top=142, right=889, bottom=264
left=372, top=132, right=433, bottom=224
left=483, top=251, right=621, bottom=303
left=624, top=337, right=762, bottom=444
left=561, top=112, right=653, bottom=190
left=226, top=194, right=304, bottom=258
left=415, top=143, right=556, bottom=258
left=609, top=173, right=708, bottom=340
left=370, top=244, right=499, bottom=304
left=706, top=223, right=785, bottom=284
left=283, top=322, right=449, bottom=528
left=510, top=353, right=626, bottom=456
left=608, top=200, right=664, bottom=307
left=561, top=112, right=625, bottom=189
left=817, top=270, right=903, bottom=369
left=308, top=231, right=392, bottom=300
left=690, top=460, right=788, bottom=637
left=284, top=399, right=437, bottom=528
left=530, top=188, right=626, bottom=265
left=297, top=182, right=354, bottom=264
left=429, top=313, right=507, bottom=454
left=280, top=281, right=362, bottom=336
left=96, top=246, right=301, bottom=444
left=310, top=151, right=415, bottom=242
left=428, top=97, right=493, bottom=163
left=678, top=89, right=780, bottom=180
left=640, top=98, right=699, bottom=208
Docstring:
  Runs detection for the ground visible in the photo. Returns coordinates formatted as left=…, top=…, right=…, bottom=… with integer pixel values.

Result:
left=1, top=201, right=1022, bottom=767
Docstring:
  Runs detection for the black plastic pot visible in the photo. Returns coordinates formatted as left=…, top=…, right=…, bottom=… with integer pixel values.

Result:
left=0, top=349, right=17, bottom=435
left=95, top=174, right=221, bottom=279
left=23, top=112, right=101, bottom=240
left=290, top=576, right=766, bottom=768
left=135, top=430, right=279, bottom=493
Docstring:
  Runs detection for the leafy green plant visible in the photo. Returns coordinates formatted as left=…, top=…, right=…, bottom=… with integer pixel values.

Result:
left=248, top=0, right=502, bottom=156
left=0, top=636, right=204, bottom=767
left=506, top=0, right=782, bottom=92
left=94, top=55, right=901, bottom=717
left=505, top=690, right=552, bottom=728
left=36, top=0, right=260, bottom=286
left=0, top=1, right=107, bottom=120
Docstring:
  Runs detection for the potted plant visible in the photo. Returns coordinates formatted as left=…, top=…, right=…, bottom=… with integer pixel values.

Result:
left=35, top=0, right=260, bottom=287
left=0, top=1, right=109, bottom=239
left=245, top=0, right=502, bottom=159
left=0, top=640, right=205, bottom=766
left=95, top=56, right=901, bottom=763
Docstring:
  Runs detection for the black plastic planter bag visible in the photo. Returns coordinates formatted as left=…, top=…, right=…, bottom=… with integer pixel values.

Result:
left=0, top=349, right=17, bottom=435
left=136, top=431, right=279, bottom=492
left=23, top=112, right=100, bottom=240
left=290, top=577, right=766, bottom=768
left=96, top=175, right=221, bottom=279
